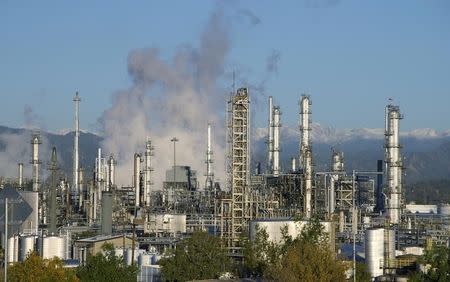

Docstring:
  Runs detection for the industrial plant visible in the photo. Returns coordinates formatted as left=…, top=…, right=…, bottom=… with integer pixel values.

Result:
left=1, top=88, right=449, bottom=281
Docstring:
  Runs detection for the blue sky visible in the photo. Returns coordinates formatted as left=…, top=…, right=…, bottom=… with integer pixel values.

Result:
left=1, top=0, right=449, bottom=132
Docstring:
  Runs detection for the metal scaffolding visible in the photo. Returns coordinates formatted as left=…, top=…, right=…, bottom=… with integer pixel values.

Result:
left=223, top=87, right=251, bottom=253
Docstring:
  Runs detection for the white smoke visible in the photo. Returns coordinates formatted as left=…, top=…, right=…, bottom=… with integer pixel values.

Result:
left=100, top=8, right=230, bottom=190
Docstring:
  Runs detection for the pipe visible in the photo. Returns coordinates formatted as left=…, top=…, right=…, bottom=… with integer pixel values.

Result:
left=273, top=106, right=281, bottom=176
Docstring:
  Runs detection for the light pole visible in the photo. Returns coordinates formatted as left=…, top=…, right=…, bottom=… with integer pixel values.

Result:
left=170, top=137, right=179, bottom=185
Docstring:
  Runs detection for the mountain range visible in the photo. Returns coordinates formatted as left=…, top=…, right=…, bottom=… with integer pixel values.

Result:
left=1, top=124, right=450, bottom=184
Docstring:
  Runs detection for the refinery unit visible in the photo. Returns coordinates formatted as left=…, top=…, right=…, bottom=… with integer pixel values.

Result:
left=1, top=88, right=450, bottom=281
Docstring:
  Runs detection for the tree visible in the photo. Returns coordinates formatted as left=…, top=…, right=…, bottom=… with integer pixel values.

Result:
left=241, top=224, right=282, bottom=278
left=8, top=252, right=79, bottom=282
left=76, top=243, right=138, bottom=282
left=159, top=231, right=231, bottom=281
left=350, top=262, right=371, bottom=282
left=409, top=244, right=450, bottom=282
left=268, top=217, right=346, bottom=282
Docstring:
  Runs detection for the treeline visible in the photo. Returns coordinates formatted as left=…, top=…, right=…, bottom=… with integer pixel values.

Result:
left=405, top=179, right=450, bottom=204
left=159, top=218, right=361, bottom=282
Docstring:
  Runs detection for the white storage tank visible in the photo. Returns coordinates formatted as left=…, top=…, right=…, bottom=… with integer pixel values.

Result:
left=20, top=235, right=36, bottom=261
left=124, top=248, right=140, bottom=266
left=138, top=253, right=152, bottom=266
left=438, top=204, right=450, bottom=216
left=8, top=235, right=19, bottom=263
left=365, top=228, right=385, bottom=278
left=249, top=219, right=333, bottom=244
left=39, top=236, right=65, bottom=260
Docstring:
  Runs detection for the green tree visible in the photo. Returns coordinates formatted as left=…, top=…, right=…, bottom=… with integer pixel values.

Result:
left=411, top=244, right=450, bottom=282
left=349, top=262, right=371, bottom=282
left=76, top=243, right=138, bottom=282
left=159, top=231, right=231, bottom=281
left=268, top=217, right=346, bottom=282
left=241, top=224, right=281, bottom=278
left=8, top=252, right=79, bottom=282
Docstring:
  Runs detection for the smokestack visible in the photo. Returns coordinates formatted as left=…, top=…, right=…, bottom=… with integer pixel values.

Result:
left=73, top=92, right=81, bottom=208
left=300, top=95, right=312, bottom=218
left=267, top=96, right=274, bottom=173
left=205, top=123, right=214, bottom=190
left=143, top=139, right=153, bottom=206
left=385, top=104, right=403, bottom=224
left=30, top=133, right=41, bottom=192
left=273, top=106, right=281, bottom=176
left=133, top=153, right=141, bottom=207
left=375, top=160, right=384, bottom=212
left=48, top=147, right=58, bottom=234
left=18, top=163, right=23, bottom=188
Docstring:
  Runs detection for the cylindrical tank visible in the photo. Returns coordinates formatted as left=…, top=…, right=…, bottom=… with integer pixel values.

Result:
left=438, top=204, right=450, bottom=216
left=365, top=228, right=385, bottom=278
left=138, top=253, right=152, bottom=266
left=8, top=235, right=19, bottom=263
left=39, top=236, right=65, bottom=260
left=20, top=235, right=36, bottom=261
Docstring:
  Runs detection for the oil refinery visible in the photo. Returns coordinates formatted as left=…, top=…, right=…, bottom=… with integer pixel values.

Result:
left=1, top=88, right=449, bottom=281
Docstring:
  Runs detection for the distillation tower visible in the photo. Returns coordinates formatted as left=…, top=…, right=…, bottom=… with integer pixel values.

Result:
left=300, top=95, right=313, bottom=218
left=273, top=106, right=281, bottom=176
left=143, top=139, right=154, bottom=206
left=385, top=104, right=404, bottom=225
left=205, top=123, right=214, bottom=191
left=134, top=153, right=141, bottom=207
left=330, top=150, right=344, bottom=215
left=267, top=96, right=274, bottom=173
left=73, top=92, right=81, bottom=210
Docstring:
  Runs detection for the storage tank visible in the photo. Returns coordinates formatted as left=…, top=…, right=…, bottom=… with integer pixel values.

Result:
left=20, top=235, right=36, bottom=261
left=138, top=253, right=152, bottom=266
left=39, top=236, right=65, bottom=259
left=365, top=228, right=385, bottom=278
left=438, top=204, right=450, bottom=216
left=8, top=235, right=19, bottom=263
left=124, top=248, right=140, bottom=266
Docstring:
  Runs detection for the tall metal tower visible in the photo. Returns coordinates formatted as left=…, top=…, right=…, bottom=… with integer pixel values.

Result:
left=30, top=133, right=41, bottom=192
left=273, top=106, right=281, bottom=176
left=48, top=147, right=58, bottom=234
left=133, top=153, right=141, bottom=207
left=300, top=95, right=313, bottom=218
left=385, top=104, right=403, bottom=224
left=267, top=96, right=274, bottom=173
left=143, top=139, right=154, bottom=207
left=73, top=92, right=81, bottom=209
left=205, top=123, right=214, bottom=191
left=226, top=87, right=250, bottom=251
